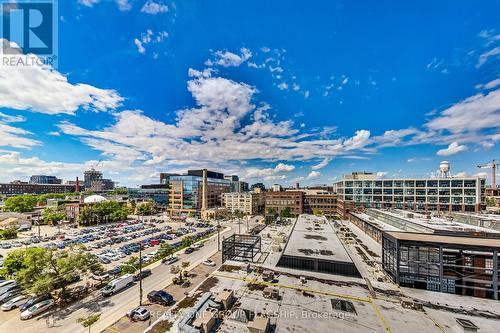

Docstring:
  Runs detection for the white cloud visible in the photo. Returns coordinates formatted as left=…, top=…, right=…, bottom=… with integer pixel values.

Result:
left=476, top=78, right=500, bottom=90
left=78, top=0, right=131, bottom=11
left=47, top=131, right=60, bottom=136
left=376, top=171, right=387, bottom=178
left=311, top=157, right=331, bottom=170
left=0, top=122, right=40, bottom=149
left=476, top=47, right=500, bottom=68
left=206, top=48, right=252, bottom=67
left=134, top=38, right=146, bottom=54
left=78, top=0, right=99, bottom=6
left=277, top=82, right=288, bottom=90
left=0, top=112, right=26, bottom=123
left=274, top=163, right=295, bottom=172
left=141, top=0, right=168, bottom=14
left=0, top=40, right=123, bottom=115
left=426, top=88, right=500, bottom=134
left=307, top=171, right=321, bottom=179
left=115, top=0, right=131, bottom=11
left=437, top=142, right=468, bottom=156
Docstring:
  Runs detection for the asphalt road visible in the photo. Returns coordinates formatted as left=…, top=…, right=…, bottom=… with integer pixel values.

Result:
left=0, top=216, right=260, bottom=333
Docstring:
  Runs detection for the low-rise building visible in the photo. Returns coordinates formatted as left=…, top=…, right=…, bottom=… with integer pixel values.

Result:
left=222, top=191, right=264, bottom=215
left=0, top=183, right=75, bottom=196
left=265, top=191, right=304, bottom=216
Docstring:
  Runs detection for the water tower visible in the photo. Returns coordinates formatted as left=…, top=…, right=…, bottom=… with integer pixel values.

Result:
left=439, top=161, right=451, bottom=178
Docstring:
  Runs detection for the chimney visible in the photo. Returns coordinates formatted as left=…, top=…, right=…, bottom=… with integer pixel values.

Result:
left=202, top=169, right=208, bottom=211
left=76, top=177, right=80, bottom=192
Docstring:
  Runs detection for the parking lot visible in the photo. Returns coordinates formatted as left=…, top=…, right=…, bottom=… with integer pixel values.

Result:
left=0, top=216, right=216, bottom=323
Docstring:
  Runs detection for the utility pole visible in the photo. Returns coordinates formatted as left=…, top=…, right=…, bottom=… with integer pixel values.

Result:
left=217, top=212, right=221, bottom=252
left=139, top=241, right=143, bottom=306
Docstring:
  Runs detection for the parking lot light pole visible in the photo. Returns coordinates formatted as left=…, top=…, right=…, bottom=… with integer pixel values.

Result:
left=139, top=242, right=143, bottom=306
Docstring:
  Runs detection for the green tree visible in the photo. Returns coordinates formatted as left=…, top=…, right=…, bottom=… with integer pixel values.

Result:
left=0, top=227, right=18, bottom=240
left=77, top=313, right=101, bottom=333
left=0, top=247, right=102, bottom=299
left=136, top=202, right=154, bottom=216
left=121, top=257, right=138, bottom=275
left=159, top=243, right=174, bottom=259
left=42, top=207, right=66, bottom=225
left=280, top=207, right=292, bottom=218
left=78, top=206, right=93, bottom=225
left=181, top=236, right=194, bottom=248
left=3, top=195, right=38, bottom=212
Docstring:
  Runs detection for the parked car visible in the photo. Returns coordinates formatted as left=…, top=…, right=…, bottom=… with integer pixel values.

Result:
left=19, top=294, right=52, bottom=312
left=1, top=295, right=27, bottom=311
left=184, top=247, right=194, bottom=254
left=126, top=306, right=150, bottom=321
left=147, top=290, right=174, bottom=306
left=20, top=299, right=55, bottom=320
left=202, top=259, right=216, bottom=267
left=134, top=269, right=152, bottom=281
left=0, top=288, right=22, bottom=303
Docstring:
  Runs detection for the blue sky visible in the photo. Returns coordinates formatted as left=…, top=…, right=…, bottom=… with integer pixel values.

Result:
left=0, top=0, right=499, bottom=187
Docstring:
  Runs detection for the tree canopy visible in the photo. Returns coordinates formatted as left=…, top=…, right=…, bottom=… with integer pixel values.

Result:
left=0, top=247, right=101, bottom=299
left=78, top=201, right=130, bottom=225
left=42, top=207, right=66, bottom=225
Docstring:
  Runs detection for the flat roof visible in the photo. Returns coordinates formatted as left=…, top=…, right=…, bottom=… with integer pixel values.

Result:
left=282, top=214, right=353, bottom=263
left=385, top=231, right=500, bottom=248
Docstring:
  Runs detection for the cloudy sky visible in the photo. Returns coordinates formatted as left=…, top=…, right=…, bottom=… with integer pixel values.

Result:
left=0, top=0, right=499, bottom=187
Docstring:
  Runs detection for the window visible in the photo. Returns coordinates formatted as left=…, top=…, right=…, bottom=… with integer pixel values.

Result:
left=485, top=258, right=493, bottom=275
left=464, top=257, right=473, bottom=268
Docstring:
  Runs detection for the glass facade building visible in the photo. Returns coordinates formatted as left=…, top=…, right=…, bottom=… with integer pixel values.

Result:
left=333, top=175, right=486, bottom=214
left=167, top=174, right=231, bottom=215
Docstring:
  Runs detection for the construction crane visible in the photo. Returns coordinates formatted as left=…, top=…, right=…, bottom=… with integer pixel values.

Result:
left=477, top=159, right=499, bottom=188
left=90, top=159, right=103, bottom=171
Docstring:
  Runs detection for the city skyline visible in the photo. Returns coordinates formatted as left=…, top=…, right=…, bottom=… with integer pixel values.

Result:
left=0, top=1, right=499, bottom=187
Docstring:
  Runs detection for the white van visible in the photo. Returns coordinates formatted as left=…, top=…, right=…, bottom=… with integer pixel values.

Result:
left=101, top=274, right=134, bottom=297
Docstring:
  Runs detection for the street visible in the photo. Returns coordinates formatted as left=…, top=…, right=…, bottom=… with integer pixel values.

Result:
left=0, top=216, right=260, bottom=333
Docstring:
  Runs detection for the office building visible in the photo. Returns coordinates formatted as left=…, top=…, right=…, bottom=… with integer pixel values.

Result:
left=166, top=169, right=232, bottom=216
left=83, top=169, right=114, bottom=191
left=265, top=191, right=304, bottom=216
left=128, top=184, right=168, bottom=208
left=333, top=163, right=486, bottom=217
left=222, top=191, right=265, bottom=215
left=303, top=190, right=338, bottom=217
left=29, top=175, right=62, bottom=185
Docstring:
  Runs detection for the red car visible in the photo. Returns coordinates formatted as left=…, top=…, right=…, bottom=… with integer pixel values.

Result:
left=149, top=239, right=160, bottom=246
